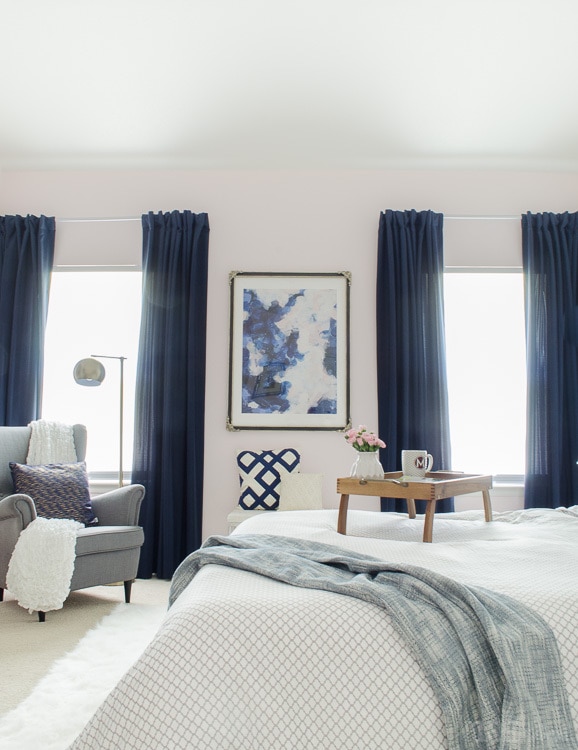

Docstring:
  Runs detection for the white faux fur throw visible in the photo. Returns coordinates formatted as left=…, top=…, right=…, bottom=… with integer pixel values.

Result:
left=6, top=517, right=82, bottom=613
left=26, top=420, right=78, bottom=465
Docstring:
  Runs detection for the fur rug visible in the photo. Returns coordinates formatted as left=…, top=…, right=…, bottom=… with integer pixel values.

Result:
left=0, top=602, right=166, bottom=750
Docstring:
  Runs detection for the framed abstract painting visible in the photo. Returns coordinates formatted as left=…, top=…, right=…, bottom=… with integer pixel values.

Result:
left=227, top=271, right=351, bottom=430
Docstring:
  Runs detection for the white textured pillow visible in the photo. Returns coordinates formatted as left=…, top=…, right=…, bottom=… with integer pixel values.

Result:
left=278, top=473, right=323, bottom=511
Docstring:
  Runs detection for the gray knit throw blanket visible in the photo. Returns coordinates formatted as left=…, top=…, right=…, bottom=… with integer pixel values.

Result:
left=170, top=534, right=577, bottom=750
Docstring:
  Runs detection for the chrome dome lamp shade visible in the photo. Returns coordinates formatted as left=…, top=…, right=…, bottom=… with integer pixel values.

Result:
left=73, top=357, right=106, bottom=386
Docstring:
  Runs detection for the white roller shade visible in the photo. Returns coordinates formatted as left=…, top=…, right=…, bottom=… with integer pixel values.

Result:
left=54, top=218, right=142, bottom=269
left=444, top=217, right=522, bottom=269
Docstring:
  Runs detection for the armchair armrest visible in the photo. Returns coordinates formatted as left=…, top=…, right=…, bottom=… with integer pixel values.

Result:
left=0, top=493, right=37, bottom=527
left=90, top=484, right=145, bottom=527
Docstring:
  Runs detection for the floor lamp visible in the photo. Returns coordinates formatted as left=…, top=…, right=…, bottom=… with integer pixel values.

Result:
left=73, top=355, right=127, bottom=487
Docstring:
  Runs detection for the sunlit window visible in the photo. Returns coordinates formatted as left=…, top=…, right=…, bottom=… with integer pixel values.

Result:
left=444, top=272, right=526, bottom=479
left=42, top=272, right=142, bottom=478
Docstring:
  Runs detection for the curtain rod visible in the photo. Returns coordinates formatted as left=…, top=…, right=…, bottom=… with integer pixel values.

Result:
left=56, top=214, right=521, bottom=224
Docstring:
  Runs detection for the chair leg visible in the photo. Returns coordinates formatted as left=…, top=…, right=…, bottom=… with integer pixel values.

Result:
left=0, top=587, right=3, bottom=602
left=124, top=580, right=133, bottom=603
left=38, top=611, right=46, bottom=623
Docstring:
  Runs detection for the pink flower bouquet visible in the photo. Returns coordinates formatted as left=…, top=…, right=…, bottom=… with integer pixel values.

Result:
left=344, top=425, right=386, bottom=452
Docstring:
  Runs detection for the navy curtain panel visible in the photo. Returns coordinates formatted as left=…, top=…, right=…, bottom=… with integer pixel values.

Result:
left=522, top=211, right=578, bottom=509
left=376, top=209, right=452, bottom=512
left=132, top=211, right=210, bottom=579
left=0, top=214, right=55, bottom=425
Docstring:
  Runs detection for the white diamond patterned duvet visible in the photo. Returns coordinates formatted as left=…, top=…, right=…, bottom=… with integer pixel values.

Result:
left=70, top=506, right=578, bottom=749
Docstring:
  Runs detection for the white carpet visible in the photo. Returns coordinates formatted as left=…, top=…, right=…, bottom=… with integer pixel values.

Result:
left=0, top=601, right=167, bottom=750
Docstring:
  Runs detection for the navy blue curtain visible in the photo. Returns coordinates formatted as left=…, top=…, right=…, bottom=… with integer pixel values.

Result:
left=522, top=211, right=578, bottom=508
left=0, top=214, right=55, bottom=425
left=132, top=211, right=210, bottom=579
left=376, top=209, right=452, bottom=512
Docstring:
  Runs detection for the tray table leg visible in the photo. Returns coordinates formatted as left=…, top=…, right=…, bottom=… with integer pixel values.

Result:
left=482, top=489, right=493, bottom=522
left=407, top=498, right=416, bottom=519
left=337, top=494, right=350, bottom=535
left=423, top=500, right=435, bottom=543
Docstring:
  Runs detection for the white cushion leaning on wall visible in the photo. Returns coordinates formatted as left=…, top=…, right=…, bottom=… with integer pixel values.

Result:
left=278, top=473, right=323, bottom=511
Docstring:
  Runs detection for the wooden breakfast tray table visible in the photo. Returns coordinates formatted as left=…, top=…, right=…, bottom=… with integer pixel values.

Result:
left=336, top=471, right=493, bottom=543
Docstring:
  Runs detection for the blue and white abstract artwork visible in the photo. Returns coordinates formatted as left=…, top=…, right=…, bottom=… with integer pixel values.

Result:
left=242, top=286, right=337, bottom=415
left=228, top=272, right=350, bottom=430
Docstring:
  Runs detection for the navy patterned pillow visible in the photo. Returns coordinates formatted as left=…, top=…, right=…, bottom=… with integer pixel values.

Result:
left=10, top=461, right=98, bottom=526
left=237, top=449, right=301, bottom=510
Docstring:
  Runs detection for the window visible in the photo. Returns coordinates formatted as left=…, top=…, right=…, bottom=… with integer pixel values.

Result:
left=42, top=271, right=142, bottom=479
left=444, top=272, right=526, bottom=479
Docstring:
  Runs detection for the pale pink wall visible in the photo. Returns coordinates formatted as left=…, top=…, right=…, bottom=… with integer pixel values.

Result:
left=2, top=168, right=578, bottom=536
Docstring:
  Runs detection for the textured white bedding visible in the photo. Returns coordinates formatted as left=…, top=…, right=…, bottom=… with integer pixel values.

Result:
left=70, top=507, right=578, bottom=750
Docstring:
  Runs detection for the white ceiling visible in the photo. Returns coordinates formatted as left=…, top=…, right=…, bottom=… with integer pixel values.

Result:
left=2, top=0, right=578, bottom=171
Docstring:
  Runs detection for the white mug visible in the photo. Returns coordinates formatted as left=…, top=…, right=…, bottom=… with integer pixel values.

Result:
left=401, top=450, right=433, bottom=479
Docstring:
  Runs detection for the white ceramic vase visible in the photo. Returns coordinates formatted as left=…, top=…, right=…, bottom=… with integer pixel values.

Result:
left=350, top=451, right=384, bottom=480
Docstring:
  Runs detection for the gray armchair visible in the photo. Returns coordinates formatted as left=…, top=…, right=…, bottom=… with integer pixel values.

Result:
left=0, top=424, right=145, bottom=621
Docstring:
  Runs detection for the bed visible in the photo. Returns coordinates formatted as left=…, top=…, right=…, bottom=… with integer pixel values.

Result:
left=69, top=507, right=578, bottom=749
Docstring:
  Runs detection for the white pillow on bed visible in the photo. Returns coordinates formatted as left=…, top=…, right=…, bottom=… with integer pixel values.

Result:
left=278, top=473, right=323, bottom=511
